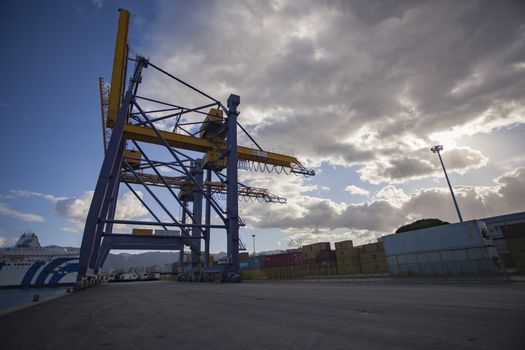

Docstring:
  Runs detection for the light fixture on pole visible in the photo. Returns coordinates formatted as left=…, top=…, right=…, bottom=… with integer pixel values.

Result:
left=431, top=145, right=463, bottom=222
left=252, top=234, right=256, bottom=255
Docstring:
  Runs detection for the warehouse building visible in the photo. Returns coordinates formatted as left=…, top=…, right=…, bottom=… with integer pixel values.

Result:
left=383, top=220, right=500, bottom=277
left=482, top=211, right=525, bottom=273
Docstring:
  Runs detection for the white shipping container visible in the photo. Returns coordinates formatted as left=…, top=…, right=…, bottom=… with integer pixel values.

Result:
left=154, top=229, right=181, bottom=237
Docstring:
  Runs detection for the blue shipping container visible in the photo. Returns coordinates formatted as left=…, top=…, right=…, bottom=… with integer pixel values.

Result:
left=240, top=256, right=262, bottom=270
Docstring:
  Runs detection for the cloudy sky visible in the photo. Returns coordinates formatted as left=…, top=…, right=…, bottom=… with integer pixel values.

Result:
left=1, top=0, right=524, bottom=252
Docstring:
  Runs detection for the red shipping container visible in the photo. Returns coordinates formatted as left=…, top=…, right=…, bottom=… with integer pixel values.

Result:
left=262, top=252, right=304, bottom=268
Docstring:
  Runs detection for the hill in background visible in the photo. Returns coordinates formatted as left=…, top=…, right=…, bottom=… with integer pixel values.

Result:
left=395, top=218, right=449, bottom=233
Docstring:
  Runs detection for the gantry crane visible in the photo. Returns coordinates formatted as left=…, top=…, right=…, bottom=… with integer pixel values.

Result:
left=77, top=9, right=314, bottom=287
left=97, top=78, right=286, bottom=278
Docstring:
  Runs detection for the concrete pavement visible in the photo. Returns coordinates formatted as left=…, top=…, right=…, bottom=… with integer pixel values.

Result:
left=1, top=281, right=524, bottom=349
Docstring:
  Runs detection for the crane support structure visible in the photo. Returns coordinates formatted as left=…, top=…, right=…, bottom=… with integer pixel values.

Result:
left=76, top=9, right=314, bottom=288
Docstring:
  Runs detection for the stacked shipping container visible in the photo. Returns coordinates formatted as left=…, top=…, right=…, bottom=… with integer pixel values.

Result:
left=262, top=252, right=303, bottom=268
left=242, top=251, right=306, bottom=280
left=239, top=255, right=264, bottom=280
left=335, top=240, right=388, bottom=274
left=302, top=242, right=331, bottom=262
left=335, top=240, right=360, bottom=274
left=238, top=241, right=388, bottom=279
left=239, top=255, right=262, bottom=270
left=123, top=212, right=523, bottom=281
left=302, top=242, right=337, bottom=276
left=358, top=241, right=388, bottom=273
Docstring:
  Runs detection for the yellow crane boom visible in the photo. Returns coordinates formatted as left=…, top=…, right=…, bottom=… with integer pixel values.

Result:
left=122, top=124, right=298, bottom=167
left=107, top=8, right=129, bottom=128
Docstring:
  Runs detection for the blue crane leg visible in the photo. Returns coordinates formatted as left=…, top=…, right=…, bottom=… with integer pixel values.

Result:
left=91, top=181, right=120, bottom=274
left=96, top=236, right=113, bottom=270
left=191, top=159, right=204, bottom=271
left=77, top=60, right=146, bottom=282
left=204, top=169, right=212, bottom=268
left=226, top=94, right=240, bottom=278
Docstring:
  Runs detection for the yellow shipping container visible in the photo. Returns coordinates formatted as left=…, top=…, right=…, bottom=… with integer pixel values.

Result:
left=240, top=268, right=267, bottom=280
left=335, top=240, right=354, bottom=250
left=360, top=261, right=388, bottom=274
left=303, top=242, right=331, bottom=252
left=336, top=255, right=360, bottom=266
left=132, top=228, right=153, bottom=236
left=359, top=252, right=386, bottom=263
left=361, top=241, right=384, bottom=253
left=337, top=264, right=360, bottom=275
left=300, top=263, right=318, bottom=276
left=336, top=247, right=360, bottom=258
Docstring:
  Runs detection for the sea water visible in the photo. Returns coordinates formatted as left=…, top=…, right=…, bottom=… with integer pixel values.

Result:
left=0, top=287, right=70, bottom=312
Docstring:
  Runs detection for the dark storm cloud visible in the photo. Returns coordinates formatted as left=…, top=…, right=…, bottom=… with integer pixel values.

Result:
left=358, top=146, right=488, bottom=184
left=141, top=0, right=525, bottom=183
left=334, top=0, right=417, bottom=24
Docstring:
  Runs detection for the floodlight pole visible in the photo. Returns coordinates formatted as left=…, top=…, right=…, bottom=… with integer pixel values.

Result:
left=431, top=145, right=463, bottom=223
left=252, top=234, right=256, bottom=254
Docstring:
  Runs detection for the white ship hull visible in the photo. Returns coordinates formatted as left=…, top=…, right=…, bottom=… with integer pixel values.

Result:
left=0, top=258, right=78, bottom=288
left=0, top=233, right=79, bottom=288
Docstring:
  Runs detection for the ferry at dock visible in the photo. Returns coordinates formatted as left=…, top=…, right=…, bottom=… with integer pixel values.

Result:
left=0, top=233, right=79, bottom=288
